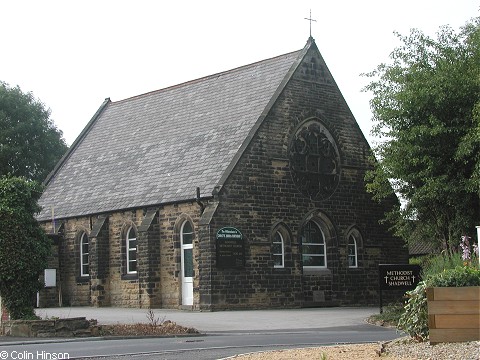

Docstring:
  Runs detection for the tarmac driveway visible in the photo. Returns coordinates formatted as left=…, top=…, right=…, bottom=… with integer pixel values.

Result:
left=35, top=306, right=380, bottom=333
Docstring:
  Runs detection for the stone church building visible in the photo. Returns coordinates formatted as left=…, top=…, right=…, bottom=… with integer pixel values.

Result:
left=37, top=37, right=408, bottom=310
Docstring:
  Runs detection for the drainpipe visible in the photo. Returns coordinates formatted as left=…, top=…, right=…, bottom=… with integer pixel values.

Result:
left=196, top=187, right=205, bottom=214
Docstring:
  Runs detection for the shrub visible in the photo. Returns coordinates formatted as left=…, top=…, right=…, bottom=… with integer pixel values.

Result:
left=369, top=302, right=405, bottom=327
left=420, top=252, right=466, bottom=279
left=0, top=176, right=51, bottom=319
left=397, top=281, right=429, bottom=341
left=427, top=265, right=480, bottom=287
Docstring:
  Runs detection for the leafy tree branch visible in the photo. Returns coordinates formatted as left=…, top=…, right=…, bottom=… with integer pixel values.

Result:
left=0, top=82, right=68, bottom=183
left=363, top=17, right=480, bottom=250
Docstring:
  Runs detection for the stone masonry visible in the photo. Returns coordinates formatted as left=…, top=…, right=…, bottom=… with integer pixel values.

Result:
left=40, top=203, right=202, bottom=309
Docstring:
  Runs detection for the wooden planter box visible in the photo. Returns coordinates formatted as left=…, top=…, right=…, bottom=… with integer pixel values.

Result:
left=427, top=286, right=480, bottom=344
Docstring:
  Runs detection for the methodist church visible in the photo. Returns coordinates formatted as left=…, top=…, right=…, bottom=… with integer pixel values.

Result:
left=36, top=37, right=408, bottom=310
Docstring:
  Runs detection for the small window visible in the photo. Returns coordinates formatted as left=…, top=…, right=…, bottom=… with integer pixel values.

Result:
left=126, top=226, right=137, bottom=274
left=273, top=231, right=284, bottom=268
left=348, top=234, right=358, bottom=268
left=80, top=232, right=89, bottom=277
left=300, top=220, right=327, bottom=268
left=181, top=221, right=193, bottom=245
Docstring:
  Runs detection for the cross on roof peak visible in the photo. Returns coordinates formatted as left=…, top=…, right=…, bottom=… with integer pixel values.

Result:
left=304, top=9, right=317, bottom=38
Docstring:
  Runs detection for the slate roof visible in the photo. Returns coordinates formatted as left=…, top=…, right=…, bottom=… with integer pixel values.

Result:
left=408, top=240, right=439, bottom=256
left=37, top=43, right=309, bottom=221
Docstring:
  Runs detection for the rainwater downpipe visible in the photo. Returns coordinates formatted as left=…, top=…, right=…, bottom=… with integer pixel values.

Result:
left=196, top=187, right=205, bottom=214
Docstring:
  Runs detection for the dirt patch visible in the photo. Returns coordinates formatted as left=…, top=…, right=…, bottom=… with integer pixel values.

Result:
left=94, top=320, right=199, bottom=336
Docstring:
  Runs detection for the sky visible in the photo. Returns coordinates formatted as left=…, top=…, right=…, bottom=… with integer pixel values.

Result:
left=1, top=1, right=478, bottom=146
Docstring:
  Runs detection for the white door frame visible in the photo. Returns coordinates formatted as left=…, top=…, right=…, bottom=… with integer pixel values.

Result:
left=180, top=221, right=194, bottom=306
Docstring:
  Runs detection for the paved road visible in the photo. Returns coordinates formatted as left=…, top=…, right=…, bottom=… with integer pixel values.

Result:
left=0, top=307, right=401, bottom=359
left=33, top=306, right=381, bottom=332
left=0, top=326, right=400, bottom=360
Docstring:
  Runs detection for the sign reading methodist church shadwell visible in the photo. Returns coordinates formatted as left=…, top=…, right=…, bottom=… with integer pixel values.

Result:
left=378, top=264, right=421, bottom=313
left=216, top=227, right=245, bottom=268
left=379, top=264, right=421, bottom=290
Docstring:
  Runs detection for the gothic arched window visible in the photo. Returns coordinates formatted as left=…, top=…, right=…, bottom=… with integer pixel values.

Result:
left=273, top=231, right=285, bottom=268
left=300, top=220, right=327, bottom=268
left=80, top=232, right=89, bottom=277
left=348, top=234, right=358, bottom=268
left=126, top=226, right=137, bottom=274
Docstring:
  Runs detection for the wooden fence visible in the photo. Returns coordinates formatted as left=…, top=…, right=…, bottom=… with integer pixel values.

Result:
left=427, top=286, right=480, bottom=344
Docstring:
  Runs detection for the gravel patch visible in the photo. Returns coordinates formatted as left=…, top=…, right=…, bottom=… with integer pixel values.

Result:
left=386, top=336, right=479, bottom=360
left=224, top=337, right=480, bottom=359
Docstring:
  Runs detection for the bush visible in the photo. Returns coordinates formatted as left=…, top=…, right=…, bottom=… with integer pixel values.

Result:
left=397, top=281, right=429, bottom=341
left=369, top=302, right=404, bottom=327
left=397, top=265, right=480, bottom=341
left=0, top=176, right=51, bottom=319
left=427, top=265, right=480, bottom=287
left=420, top=253, right=467, bottom=279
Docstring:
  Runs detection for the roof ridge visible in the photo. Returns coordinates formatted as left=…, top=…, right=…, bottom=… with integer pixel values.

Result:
left=111, top=49, right=303, bottom=105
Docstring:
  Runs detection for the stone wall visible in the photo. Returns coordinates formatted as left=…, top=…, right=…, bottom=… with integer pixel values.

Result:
left=38, top=235, right=61, bottom=307
left=61, top=217, right=92, bottom=306
left=107, top=211, right=140, bottom=307
left=1, top=317, right=91, bottom=337
left=39, top=202, right=202, bottom=309
left=159, top=202, right=201, bottom=308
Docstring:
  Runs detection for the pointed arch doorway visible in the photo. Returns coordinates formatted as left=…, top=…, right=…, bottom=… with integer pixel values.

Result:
left=180, top=220, right=194, bottom=306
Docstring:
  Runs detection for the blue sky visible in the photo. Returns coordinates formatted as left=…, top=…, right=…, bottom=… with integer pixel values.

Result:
left=1, top=0, right=477, bottom=146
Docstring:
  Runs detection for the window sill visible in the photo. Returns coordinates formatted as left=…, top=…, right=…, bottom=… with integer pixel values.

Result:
left=303, top=268, right=332, bottom=276
left=76, top=276, right=89, bottom=284
left=122, top=273, right=138, bottom=281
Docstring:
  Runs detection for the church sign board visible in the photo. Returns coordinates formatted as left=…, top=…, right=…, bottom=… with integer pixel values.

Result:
left=379, top=264, right=421, bottom=290
left=216, top=227, right=245, bottom=268
left=378, top=264, right=421, bottom=313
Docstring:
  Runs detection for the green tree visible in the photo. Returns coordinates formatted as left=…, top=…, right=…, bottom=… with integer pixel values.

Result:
left=364, top=18, right=480, bottom=251
left=0, top=82, right=68, bottom=183
left=0, top=176, right=51, bottom=319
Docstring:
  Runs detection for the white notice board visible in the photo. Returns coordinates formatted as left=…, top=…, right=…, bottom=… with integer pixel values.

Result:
left=44, top=269, right=56, bottom=287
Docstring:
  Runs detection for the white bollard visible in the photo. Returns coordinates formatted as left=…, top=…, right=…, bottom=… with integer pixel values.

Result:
left=477, top=226, right=480, bottom=268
